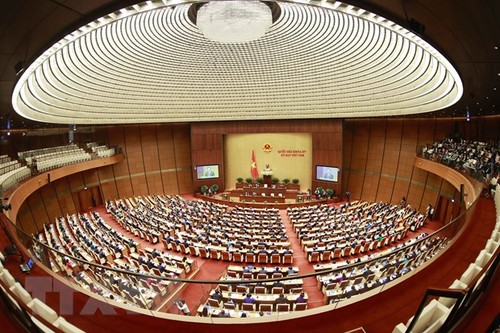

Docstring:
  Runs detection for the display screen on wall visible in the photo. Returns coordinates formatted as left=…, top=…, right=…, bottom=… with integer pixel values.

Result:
left=196, top=164, right=220, bottom=179
left=316, top=165, right=339, bottom=182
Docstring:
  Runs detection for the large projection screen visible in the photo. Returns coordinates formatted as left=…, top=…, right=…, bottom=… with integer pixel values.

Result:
left=224, top=133, right=312, bottom=191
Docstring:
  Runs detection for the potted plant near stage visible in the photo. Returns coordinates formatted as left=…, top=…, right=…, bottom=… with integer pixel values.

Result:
left=282, top=178, right=290, bottom=185
left=200, top=185, right=209, bottom=195
left=326, top=188, right=335, bottom=199
left=256, top=177, right=264, bottom=185
left=245, top=177, right=253, bottom=187
left=236, top=177, right=245, bottom=189
left=315, top=186, right=324, bottom=199
left=272, top=177, right=280, bottom=185
left=210, top=184, right=219, bottom=195
left=287, top=178, right=300, bottom=191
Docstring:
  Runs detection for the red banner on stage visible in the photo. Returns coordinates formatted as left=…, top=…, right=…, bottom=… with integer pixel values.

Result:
left=251, top=150, right=259, bottom=180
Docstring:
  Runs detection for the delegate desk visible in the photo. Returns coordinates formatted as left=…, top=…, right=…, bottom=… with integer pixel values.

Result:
left=239, top=195, right=286, bottom=203
left=218, top=290, right=308, bottom=307
left=221, top=276, right=304, bottom=293
left=129, top=252, right=184, bottom=277
left=227, top=265, right=299, bottom=277
left=197, top=305, right=264, bottom=317
left=241, top=187, right=287, bottom=196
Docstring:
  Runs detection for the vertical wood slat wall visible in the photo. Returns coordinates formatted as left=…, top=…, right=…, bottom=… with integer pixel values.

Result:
left=341, top=117, right=498, bottom=212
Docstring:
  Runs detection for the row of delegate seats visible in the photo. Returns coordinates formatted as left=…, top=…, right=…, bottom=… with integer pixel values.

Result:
left=198, top=265, right=308, bottom=317
left=165, top=241, right=294, bottom=265
left=0, top=143, right=116, bottom=193
left=320, top=235, right=448, bottom=304
left=0, top=165, right=31, bottom=194
left=0, top=154, right=10, bottom=164
left=306, top=226, right=409, bottom=263
left=0, top=160, right=21, bottom=175
left=108, top=195, right=295, bottom=264
left=0, top=257, right=84, bottom=332
left=86, top=142, right=117, bottom=158
left=289, top=201, right=418, bottom=262
left=392, top=187, right=500, bottom=333
left=39, top=218, right=165, bottom=310
left=19, top=143, right=79, bottom=162
left=47, top=212, right=190, bottom=288
left=36, top=150, right=91, bottom=172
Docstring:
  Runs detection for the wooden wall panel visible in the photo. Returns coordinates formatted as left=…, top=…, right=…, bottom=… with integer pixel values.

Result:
left=407, top=167, right=427, bottom=208
left=363, top=120, right=386, bottom=201
left=83, top=170, right=100, bottom=188
left=140, top=125, right=161, bottom=174
left=380, top=119, right=403, bottom=203
left=342, top=121, right=354, bottom=192
left=421, top=172, right=443, bottom=208
left=173, top=124, right=193, bottom=194
left=108, top=127, right=133, bottom=199
left=377, top=177, right=393, bottom=203
left=124, top=126, right=148, bottom=196
left=416, top=118, right=436, bottom=150
left=26, top=191, right=49, bottom=233
left=349, top=120, right=369, bottom=199
left=53, top=177, right=76, bottom=215
left=67, top=173, right=85, bottom=212
left=393, top=119, right=419, bottom=203
left=312, top=126, right=343, bottom=195
left=98, top=165, right=118, bottom=200
left=479, top=117, right=500, bottom=141
left=16, top=201, right=36, bottom=235
left=433, top=118, right=453, bottom=139
left=157, top=124, right=177, bottom=194
left=145, top=173, right=163, bottom=195
left=40, top=185, right=62, bottom=220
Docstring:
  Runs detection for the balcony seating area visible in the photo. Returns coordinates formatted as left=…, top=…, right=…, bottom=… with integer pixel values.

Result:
left=421, top=138, right=499, bottom=182
left=86, top=142, right=117, bottom=158
left=0, top=164, right=30, bottom=194
left=0, top=142, right=118, bottom=194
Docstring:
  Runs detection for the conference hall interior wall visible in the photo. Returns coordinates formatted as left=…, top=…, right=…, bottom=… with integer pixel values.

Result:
left=11, top=116, right=500, bottom=236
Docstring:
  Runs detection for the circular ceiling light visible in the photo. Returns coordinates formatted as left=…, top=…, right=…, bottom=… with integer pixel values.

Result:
left=197, top=1, right=272, bottom=43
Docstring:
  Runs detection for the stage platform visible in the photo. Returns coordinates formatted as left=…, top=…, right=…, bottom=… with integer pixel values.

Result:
left=195, top=191, right=336, bottom=209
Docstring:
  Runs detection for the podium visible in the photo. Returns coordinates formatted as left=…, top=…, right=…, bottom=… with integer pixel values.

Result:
left=263, top=175, right=272, bottom=187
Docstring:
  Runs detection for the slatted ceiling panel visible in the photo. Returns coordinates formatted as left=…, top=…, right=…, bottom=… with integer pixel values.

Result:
left=13, top=1, right=462, bottom=124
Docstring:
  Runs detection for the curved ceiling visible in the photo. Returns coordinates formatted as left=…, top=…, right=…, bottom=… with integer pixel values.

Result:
left=12, top=0, right=462, bottom=124
left=0, top=0, right=499, bottom=127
